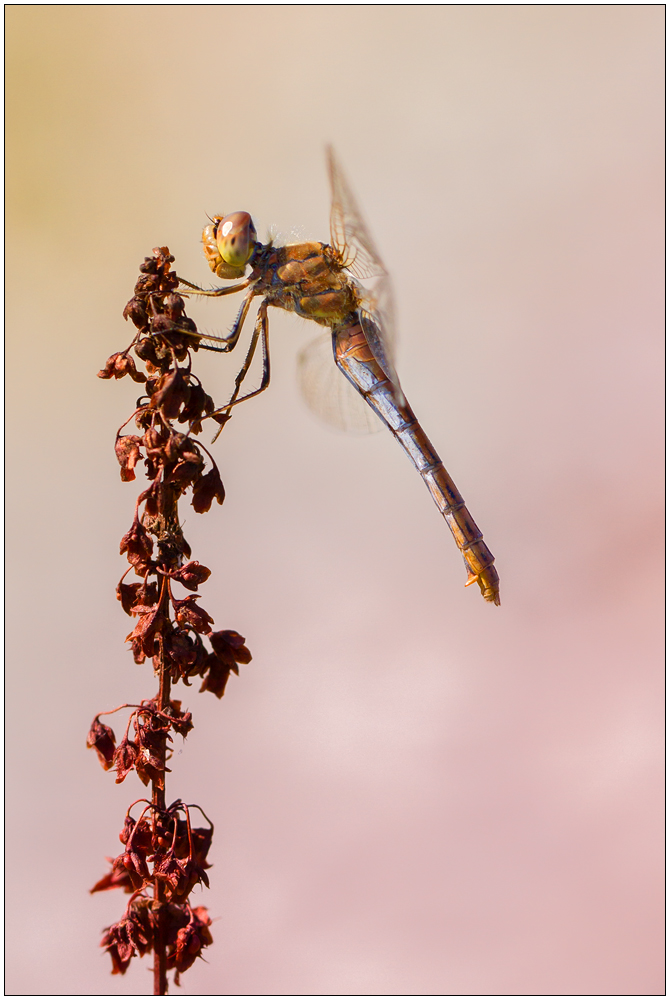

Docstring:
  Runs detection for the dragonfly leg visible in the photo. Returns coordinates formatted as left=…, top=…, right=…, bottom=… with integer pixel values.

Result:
left=157, top=288, right=256, bottom=353
left=223, top=290, right=256, bottom=352
left=177, top=276, right=252, bottom=297
left=209, top=301, right=271, bottom=438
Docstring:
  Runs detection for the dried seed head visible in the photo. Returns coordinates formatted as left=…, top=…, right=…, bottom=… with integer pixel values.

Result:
left=94, top=247, right=253, bottom=986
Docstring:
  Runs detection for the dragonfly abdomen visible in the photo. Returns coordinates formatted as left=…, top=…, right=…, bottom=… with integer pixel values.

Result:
left=334, top=322, right=500, bottom=605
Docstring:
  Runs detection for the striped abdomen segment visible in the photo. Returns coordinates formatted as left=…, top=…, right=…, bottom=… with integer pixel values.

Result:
left=333, top=321, right=500, bottom=605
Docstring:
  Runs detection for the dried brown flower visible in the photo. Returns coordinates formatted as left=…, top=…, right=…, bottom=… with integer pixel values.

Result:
left=171, top=561, right=211, bottom=592
left=87, top=717, right=117, bottom=770
left=200, top=630, right=252, bottom=699
left=98, top=351, right=147, bottom=383
left=115, top=435, right=144, bottom=482
left=166, top=905, right=213, bottom=982
left=101, top=899, right=154, bottom=975
left=119, top=518, right=154, bottom=574
left=191, top=466, right=226, bottom=513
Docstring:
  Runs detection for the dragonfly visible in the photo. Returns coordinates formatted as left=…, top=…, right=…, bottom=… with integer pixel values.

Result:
left=177, top=148, right=500, bottom=605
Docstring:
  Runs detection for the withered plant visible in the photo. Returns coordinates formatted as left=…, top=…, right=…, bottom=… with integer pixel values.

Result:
left=89, top=248, right=251, bottom=994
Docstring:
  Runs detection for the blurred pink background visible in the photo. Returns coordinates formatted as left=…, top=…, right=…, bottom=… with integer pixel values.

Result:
left=6, top=7, right=663, bottom=996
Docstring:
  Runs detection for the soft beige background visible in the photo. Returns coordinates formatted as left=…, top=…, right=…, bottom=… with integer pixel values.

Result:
left=6, top=6, right=663, bottom=996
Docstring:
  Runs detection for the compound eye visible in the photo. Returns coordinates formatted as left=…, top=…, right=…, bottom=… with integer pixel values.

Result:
left=216, top=211, right=257, bottom=268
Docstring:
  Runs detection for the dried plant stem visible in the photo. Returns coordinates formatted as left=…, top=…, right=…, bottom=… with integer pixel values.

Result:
left=152, top=580, right=171, bottom=994
left=89, top=248, right=252, bottom=994
left=151, top=483, right=181, bottom=994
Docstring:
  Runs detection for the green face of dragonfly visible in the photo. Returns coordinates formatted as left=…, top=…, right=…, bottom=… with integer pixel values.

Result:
left=216, top=211, right=257, bottom=269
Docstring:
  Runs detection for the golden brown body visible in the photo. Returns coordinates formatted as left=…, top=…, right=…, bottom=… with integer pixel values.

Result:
left=180, top=149, right=500, bottom=604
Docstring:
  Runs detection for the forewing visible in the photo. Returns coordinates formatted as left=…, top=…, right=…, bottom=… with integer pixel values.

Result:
left=328, top=146, right=386, bottom=281
left=327, top=147, right=403, bottom=400
left=297, top=333, right=382, bottom=434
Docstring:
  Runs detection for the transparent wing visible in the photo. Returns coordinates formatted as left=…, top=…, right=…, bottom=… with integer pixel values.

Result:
left=328, top=145, right=387, bottom=281
left=357, top=272, right=401, bottom=392
left=297, top=334, right=382, bottom=434
left=327, top=147, right=402, bottom=399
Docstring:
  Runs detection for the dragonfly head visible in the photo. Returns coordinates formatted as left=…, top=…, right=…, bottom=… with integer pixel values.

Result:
left=203, top=211, right=258, bottom=279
